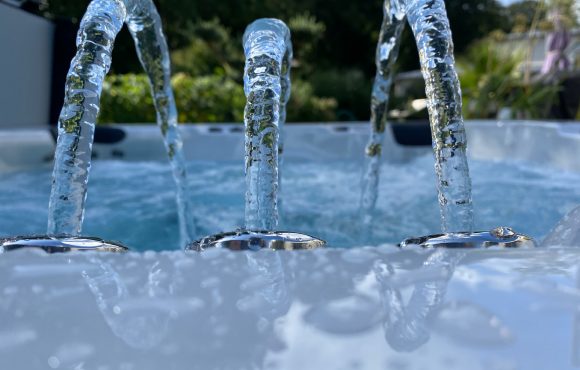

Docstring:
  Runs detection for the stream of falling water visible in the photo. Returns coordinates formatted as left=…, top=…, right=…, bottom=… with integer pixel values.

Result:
left=360, top=0, right=406, bottom=236
left=47, top=0, right=195, bottom=246
left=277, top=37, right=293, bottom=217
left=408, top=0, right=474, bottom=232
left=47, top=0, right=125, bottom=236
left=361, top=0, right=474, bottom=234
left=242, top=19, right=291, bottom=230
left=125, top=0, right=195, bottom=246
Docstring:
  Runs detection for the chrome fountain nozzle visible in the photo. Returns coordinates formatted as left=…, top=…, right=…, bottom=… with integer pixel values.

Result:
left=399, top=227, right=536, bottom=249
left=186, top=229, right=326, bottom=252
left=0, top=235, right=129, bottom=253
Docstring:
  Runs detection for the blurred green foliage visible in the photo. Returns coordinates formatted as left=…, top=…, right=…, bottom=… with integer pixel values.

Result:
left=99, top=73, right=245, bottom=123
left=98, top=12, right=337, bottom=123
left=288, top=79, right=338, bottom=121
left=458, top=35, right=560, bottom=119
left=99, top=74, right=155, bottom=123
left=42, top=0, right=576, bottom=123
left=99, top=73, right=337, bottom=123
left=287, top=12, right=326, bottom=73
left=170, top=19, right=243, bottom=79
left=310, top=69, right=372, bottom=120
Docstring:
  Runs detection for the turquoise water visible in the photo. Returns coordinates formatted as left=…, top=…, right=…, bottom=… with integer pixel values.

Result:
left=1, top=154, right=579, bottom=250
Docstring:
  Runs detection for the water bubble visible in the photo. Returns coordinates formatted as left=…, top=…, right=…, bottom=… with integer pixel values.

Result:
left=48, top=356, right=60, bottom=369
left=0, top=328, right=37, bottom=350
left=303, top=294, right=382, bottom=334
left=31, top=285, right=44, bottom=294
left=431, top=301, right=514, bottom=347
left=200, top=276, right=220, bottom=289
left=341, top=248, right=377, bottom=264
left=257, top=317, right=269, bottom=332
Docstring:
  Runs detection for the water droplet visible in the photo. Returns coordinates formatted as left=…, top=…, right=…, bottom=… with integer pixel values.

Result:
left=4, top=286, right=18, bottom=295
left=48, top=356, right=60, bottom=369
left=432, top=301, right=514, bottom=347
left=31, top=285, right=44, bottom=294
left=303, top=295, right=382, bottom=334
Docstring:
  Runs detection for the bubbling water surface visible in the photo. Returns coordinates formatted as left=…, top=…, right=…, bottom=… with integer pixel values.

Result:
left=2, top=156, right=579, bottom=251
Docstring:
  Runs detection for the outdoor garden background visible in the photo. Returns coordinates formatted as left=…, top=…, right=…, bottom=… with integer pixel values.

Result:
left=33, top=0, right=580, bottom=123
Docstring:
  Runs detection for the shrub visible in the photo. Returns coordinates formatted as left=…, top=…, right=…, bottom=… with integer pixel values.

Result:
left=99, top=73, right=336, bottom=123
left=99, top=74, right=155, bottom=123
left=99, top=73, right=245, bottom=123
left=310, top=68, right=372, bottom=120
left=170, top=19, right=243, bottom=79
left=458, top=36, right=560, bottom=119
left=171, top=73, right=245, bottom=122
left=287, top=79, right=338, bottom=122
left=288, top=13, right=326, bottom=73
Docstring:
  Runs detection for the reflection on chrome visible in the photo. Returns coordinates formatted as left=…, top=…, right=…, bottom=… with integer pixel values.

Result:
left=400, top=227, right=536, bottom=249
left=0, top=235, right=128, bottom=254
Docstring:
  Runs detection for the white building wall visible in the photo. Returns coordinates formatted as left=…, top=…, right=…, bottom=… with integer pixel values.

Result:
left=500, top=29, right=580, bottom=72
left=0, top=3, right=54, bottom=128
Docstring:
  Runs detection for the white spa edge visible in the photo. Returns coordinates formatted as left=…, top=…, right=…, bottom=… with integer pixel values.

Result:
left=1, top=120, right=579, bottom=172
left=2, top=120, right=580, bottom=369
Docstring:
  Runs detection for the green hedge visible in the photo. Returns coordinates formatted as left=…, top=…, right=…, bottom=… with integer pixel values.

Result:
left=99, top=73, right=337, bottom=123
left=99, top=73, right=244, bottom=123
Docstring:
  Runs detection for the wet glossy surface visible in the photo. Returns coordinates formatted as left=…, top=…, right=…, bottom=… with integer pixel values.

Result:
left=0, top=235, right=129, bottom=253
left=187, top=230, right=325, bottom=251
left=1, top=247, right=579, bottom=369
left=400, top=227, right=536, bottom=249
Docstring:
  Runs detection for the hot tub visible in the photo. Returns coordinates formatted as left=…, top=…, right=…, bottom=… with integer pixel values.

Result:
left=1, top=120, right=579, bottom=369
